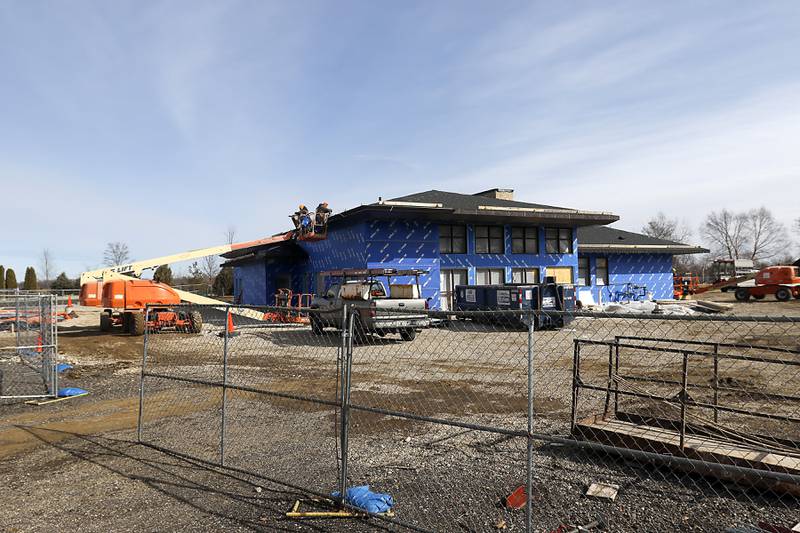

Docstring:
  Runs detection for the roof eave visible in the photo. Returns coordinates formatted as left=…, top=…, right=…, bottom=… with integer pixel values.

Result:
left=579, top=244, right=709, bottom=255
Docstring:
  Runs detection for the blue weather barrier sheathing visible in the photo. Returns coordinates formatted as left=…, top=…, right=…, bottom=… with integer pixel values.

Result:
left=331, top=485, right=394, bottom=514
left=58, top=387, right=88, bottom=397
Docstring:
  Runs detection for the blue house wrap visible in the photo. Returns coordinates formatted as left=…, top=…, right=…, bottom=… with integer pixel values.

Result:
left=226, top=189, right=706, bottom=308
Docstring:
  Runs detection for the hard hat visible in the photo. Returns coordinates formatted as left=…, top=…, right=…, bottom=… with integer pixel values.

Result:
left=299, top=204, right=306, bottom=209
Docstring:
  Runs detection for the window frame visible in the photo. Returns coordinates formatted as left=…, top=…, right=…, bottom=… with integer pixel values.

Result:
left=474, top=225, right=505, bottom=254
left=545, top=227, right=573, bottom=254
left=577, top=256, right=590, bottom=286
left=439, top=224, right=467, bottom=254
left=475, top=268, right=505, bottom=285
left=596, top=257, right=609, bottom=286
left=511, top=226, right=539, bottom=254
left=511, top=267, right=540, bottom=284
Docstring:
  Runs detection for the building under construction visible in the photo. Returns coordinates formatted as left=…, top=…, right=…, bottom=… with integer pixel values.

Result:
left=222, top=188, right=707, bottom=308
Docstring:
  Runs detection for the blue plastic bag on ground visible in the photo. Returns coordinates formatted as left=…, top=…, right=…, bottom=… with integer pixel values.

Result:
left=56, top=363, right=73, bottom=373
left=57, top=387, right=88, bottom=397
left=331, top=485, right=394, bottom=514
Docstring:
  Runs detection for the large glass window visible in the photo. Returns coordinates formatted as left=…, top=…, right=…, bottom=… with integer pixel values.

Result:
left=511, top=268, right=539, bottom=284
left=577, top=257, right=590, bottom=286
left=439, top=225, right=466, bottom=254
left=475, top=225, right=504, bottom=254
left=476, top=268, right=504, bottom=285
left=596, top=257, right=609, bottom=286
left=545, top=227, right=573, bottom=254
left=511, top=227, right=538, bottom=254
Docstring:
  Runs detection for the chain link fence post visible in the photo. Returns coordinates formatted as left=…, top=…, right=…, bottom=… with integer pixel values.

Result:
left=526, top=309, right=534, bottom=533
left=137, top=306, right=150, bottom=443
left=221, top=305, right=230, bottom=466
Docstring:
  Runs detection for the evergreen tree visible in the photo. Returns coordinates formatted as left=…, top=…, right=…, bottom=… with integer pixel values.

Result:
left=23, top=267, right=38, bottom=290
left=5, top=268, right=17, bottom=290
left=153, top=265, right=174, bottom=285
left=0, top=265, right=5, bottom=289
left=51, top=272, right=77, bottom=290
left=213, top=267, right=234, bottom=296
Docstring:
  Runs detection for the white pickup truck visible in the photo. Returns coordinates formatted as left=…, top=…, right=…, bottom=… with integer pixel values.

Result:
left=309, top=268, right=430, bottom=342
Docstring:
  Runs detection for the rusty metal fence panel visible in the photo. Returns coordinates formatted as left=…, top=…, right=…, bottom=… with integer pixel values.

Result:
left=137, top=305, right=800, bottom=532
left=0, top=293, right=58, bottom=400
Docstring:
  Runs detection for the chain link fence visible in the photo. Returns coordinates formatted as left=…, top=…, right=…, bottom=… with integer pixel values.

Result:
left=0, top=293, right=58, bottom=400
left=137, top=304, right=800, bottom=531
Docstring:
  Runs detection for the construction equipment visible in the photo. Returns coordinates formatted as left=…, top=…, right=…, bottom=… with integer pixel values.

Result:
left=262, top=289, right=313, bottom=324
left=80, top=203, right=332, bottom=335
left=673, top=272, right=701, bottom=299
left=733, top=265, right=800, bottom=302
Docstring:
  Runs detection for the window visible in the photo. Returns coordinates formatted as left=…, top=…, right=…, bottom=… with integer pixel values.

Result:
left=511, top=227, right=538, bottom=254
left=596, top=257, right=609, bottom=286
left=325, top=284, right=340, bottom=298
left=511, top=268, right=539, bottom=284
left=439, top=225, right=467, bottom=254
left=475, top=225, right=504, bottom=254
left=545, top=227, right=573, bottom=254
left=577, top=257, right=590, bottom=286
left=476, top=268, right=504, bottom=285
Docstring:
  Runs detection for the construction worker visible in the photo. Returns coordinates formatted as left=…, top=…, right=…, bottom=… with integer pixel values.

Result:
left=291, top=204, right=309, bottom=232
left=315, top=202, right=332, bottom=233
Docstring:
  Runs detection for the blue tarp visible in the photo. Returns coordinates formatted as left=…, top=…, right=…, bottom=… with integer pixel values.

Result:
left=331, top=485, right=394, bottom=514
left=57, top=387, right=88, bottom=397
left=56, top=363, right=73, bottom=373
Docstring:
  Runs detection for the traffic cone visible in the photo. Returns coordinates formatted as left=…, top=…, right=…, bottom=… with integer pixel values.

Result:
left=36, top=335, right=43, bottom=353
left=67, top=295, right=73, bottom=307
left=219, top=312, right=239, bottom=337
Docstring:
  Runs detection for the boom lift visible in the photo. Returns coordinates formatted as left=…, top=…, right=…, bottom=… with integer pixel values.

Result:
left=80, top=203, right=331, bottom=335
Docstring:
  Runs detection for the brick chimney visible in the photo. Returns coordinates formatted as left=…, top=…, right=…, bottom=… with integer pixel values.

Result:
left=474, top=188, right=514, bottom=201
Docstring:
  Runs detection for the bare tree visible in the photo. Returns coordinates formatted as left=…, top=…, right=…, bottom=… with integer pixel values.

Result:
left=701, top=209, right=749, bottom=259
left=225, top=225, right=237, bottom=245
left=199, top=255, right=219, bottom=284
left=744, top=207, right=788, bottom=262
left=103, top=242, right=131, bottom=266
left=642, top=212, right=692, bottom=242
left=39, top=248, right=55, bottom=283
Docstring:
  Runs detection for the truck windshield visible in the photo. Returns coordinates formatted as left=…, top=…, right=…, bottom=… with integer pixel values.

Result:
left=326, top=284, right=340, bottom=298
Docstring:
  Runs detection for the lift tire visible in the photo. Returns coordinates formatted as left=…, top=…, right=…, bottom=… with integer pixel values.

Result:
left=310, top=316, right=324, bottom=335
left=131, top=313, right=146, bottom=336
left=775, top=287, right=791, bottom=302
left=400, top=328, right=417, bottom=342
left=734, top=288, right=751, bottom=302
left=188, top=311, right=203, bottom=334
left=100, top=313, right=112, bottom=332
left=123, top=312, right=133, bottom=333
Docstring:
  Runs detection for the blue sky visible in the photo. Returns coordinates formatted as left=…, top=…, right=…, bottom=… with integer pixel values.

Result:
left=1, top=1, right=799, bottom=277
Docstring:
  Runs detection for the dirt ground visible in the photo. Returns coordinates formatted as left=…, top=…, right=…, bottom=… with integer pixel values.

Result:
left=1, top=297, right=799, bottom=532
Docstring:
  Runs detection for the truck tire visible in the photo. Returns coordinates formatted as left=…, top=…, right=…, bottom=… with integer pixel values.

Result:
left=775, top=287, right=791, bottom=302
left=352, top=315, right=368, bottom=344
left=189, top=311, right=203, bottom=333
left=100, top=313, right=112, bottom=332
left=734, top=288, right=751, bottom=301
left=131, top=312, right=146, bottom=336
left=400, top=328, right=416, bottom=341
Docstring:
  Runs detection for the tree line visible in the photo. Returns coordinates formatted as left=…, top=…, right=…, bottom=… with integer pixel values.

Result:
left=642, top=207, right=799, bottom=274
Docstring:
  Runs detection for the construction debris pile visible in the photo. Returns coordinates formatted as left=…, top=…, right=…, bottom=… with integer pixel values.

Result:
left=591, top=299, right=732, bottom=315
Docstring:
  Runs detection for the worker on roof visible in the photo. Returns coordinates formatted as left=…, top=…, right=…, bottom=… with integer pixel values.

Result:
left=291, top=204, right=309, bottom=231
left=315, top=202, right=332, bottom=233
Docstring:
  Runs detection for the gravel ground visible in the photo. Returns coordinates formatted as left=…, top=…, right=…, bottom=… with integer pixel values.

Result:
left=0, top=301, right=799, bottom=532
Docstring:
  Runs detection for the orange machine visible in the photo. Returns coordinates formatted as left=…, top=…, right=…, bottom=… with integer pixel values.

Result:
left=673, top=273, right=701, bottom=300
left=734, top=265, right=800, bottom=302
left=99, top=279, right=201, bottom=335
left=262, top=289, right=313, bottom=324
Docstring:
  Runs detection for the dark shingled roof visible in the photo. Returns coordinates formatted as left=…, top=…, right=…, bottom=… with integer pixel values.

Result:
left=388, top=189, right=566, bottom=211
left=333, top=189, right=619, bottom=227
left=578, top=226, right=708, bottom=255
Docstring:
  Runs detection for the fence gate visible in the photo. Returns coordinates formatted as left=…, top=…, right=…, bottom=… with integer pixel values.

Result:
left=0, top=293, right=58, bottom=400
